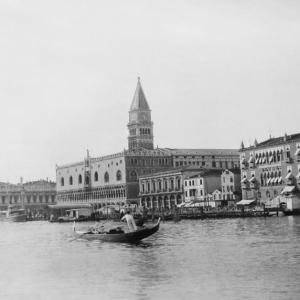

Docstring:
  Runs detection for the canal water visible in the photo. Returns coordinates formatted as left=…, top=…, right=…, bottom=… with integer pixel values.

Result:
left=0, top=217, right=300, bottom=300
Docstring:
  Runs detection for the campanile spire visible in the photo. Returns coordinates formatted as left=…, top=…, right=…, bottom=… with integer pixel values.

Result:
left=128, top=78, right=154, bottom=151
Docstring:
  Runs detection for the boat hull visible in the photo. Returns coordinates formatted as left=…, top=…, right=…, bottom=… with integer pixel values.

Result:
left=74, top=218, right=160, bottom=243
left=0, top=214, right=27, bottom=222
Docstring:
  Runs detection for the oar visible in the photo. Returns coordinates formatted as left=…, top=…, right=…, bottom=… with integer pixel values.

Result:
left=69, top=221, right=88, bottom=242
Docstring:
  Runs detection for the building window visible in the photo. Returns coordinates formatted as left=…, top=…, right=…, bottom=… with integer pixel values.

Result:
left=78, top=174, right=82, bottom=184
left=131, top=171, right=137, bottom=181
left=158, top=181, right=162, bottom=191
left=230, top=177, right=233, bottom=183
left=94, top=172, right=99, bottom=182
left=85, top=176, right=90, bottom=185
left=104, top=172, right=109, bottom=183
left=61, top=177, right=64, bottom=186
left=116, top=170, right=122, bottom=181
left=171, top=179, right=174, bottom=190
left=69, top=176, right=73, bottom=185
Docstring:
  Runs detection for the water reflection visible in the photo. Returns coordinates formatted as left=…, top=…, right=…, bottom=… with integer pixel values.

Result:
left=0, top=217, right=300, bottom=300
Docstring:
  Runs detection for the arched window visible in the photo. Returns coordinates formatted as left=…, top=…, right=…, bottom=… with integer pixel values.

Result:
left=116, top=170, right=122, bottom=181
left=94, top=172, right=98, bottom=182
left=61, top=177, right=64, bottom=186
left=85, top=176, right=90, bottom=185
left=78, top=174, right=82, bottom=184
left=69, top=176, right=73, bottom=185
left=131, top=170, right=137, bottom=181
left=104, top=172, right=109, bottom=183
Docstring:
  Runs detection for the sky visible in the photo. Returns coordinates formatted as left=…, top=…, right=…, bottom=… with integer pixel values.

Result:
left=0, top=0, right=299, bottom=183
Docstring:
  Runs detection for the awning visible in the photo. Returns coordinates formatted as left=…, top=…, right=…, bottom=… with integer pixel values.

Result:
left=267, top=178, right=271, bottom=185
left=248, top=156, right=254, bottom=163
left=270, top=178, right=275, bottom=184
left=269, top=156, right=273, bottom=163
left=285, top=172, right=293, bottom=180
left=296, top=173, right=300, bottom=179
left=255, top=158, right=260, bottom=164
left=274, top=177, right=279, bottom=184
left=241, top=177, right=248, bottom=183
left=262, top=157, right=266, bottom=163
left=236, top=199, right=256, bottom=205
left=295, top=148, right=300, bottom=156
left=281, top=186, right=295, bottom=194
left=278, top=177, right=282, bottom=183
left=249, top=176, right=256, bottom=183
left=48, top=203, right=92, bottom=209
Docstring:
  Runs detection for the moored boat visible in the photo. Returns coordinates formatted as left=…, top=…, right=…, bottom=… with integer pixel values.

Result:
left=0, top=206, right=27, bottom=222
left=73, top=218, right=161, bottom=243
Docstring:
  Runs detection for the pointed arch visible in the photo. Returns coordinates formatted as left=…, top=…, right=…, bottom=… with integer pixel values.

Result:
left=69, top=176, right=73, bottom=185
left=104, top=172, right=109, bottom=183
left=116, top=170, right=122, bottom=181
left=78, top=174, right=82, bottom=184
left=94, top=171, right=99, bottom=182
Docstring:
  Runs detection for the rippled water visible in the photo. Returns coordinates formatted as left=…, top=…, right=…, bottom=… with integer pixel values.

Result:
left=0, top=217, right=300, bottom=300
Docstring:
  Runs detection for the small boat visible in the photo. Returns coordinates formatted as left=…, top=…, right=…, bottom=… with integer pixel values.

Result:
left=0, top=206, right=27, bottom=222
left=73, top=218, right=161, bottom=243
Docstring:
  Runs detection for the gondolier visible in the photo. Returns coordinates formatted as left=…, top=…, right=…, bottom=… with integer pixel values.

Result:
left=121, top=211, right=137, bottom=232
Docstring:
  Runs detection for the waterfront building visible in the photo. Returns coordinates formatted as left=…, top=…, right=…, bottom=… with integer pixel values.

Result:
left=0, top=179, right=56, bottom=210
left=221, top=169, right=241, bottom=204
left=167, top=148, right=240, bottom=170
left=239, top=133, right=300, bottom=204
left=183, top=170, right=229, bottom=207
left=56, top=79, right=240, bottom=209
left=210, top=189, right=223, bottom=207
left=139, top=167, right=202, bottom=209
left=55, top=79, right=173, bottom=209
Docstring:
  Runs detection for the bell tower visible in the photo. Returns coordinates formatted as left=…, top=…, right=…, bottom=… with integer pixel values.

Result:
left=128, top=78, right=154, bottom=151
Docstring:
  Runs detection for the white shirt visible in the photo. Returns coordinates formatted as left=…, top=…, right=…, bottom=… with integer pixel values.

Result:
left=121, top=214, right=137, bottom=232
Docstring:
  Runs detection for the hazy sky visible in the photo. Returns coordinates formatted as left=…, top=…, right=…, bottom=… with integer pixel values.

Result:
left=0, top=0, right=299, bottom=183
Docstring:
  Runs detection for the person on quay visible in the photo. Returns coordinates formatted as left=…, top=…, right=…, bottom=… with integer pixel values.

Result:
left=121, top=211, right=137, bottom=232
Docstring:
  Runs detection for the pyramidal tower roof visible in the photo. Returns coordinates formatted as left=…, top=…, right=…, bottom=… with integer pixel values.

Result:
left=130, top=77, right=150, bottom=111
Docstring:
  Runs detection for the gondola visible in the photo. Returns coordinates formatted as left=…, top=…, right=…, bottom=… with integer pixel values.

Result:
left=73, top=218, right=161, bottom=243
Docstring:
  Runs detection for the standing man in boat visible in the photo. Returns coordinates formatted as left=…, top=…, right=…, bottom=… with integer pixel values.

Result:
left=121, top=211, right=137, bottom=232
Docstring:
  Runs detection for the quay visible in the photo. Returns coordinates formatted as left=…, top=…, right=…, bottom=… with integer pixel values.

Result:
left=141, top=206, right=271, bottom=221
